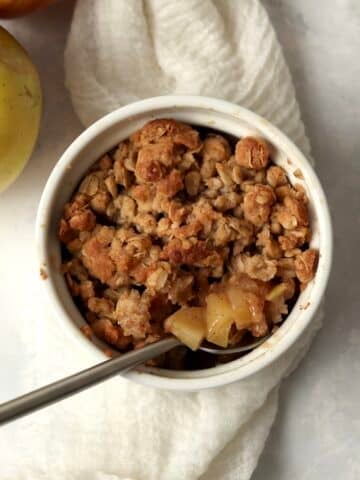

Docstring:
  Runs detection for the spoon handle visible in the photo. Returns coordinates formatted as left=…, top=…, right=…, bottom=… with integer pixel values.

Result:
left=0, top=337, right=179, bottom=427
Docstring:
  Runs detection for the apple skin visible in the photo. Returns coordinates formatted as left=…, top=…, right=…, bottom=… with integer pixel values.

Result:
left=0, top=26, right=42, bottom=192
left=0, top=0, right=54, bottom=18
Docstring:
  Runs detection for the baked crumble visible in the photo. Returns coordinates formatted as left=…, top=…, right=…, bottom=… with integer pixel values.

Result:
left=59, top=119, right=317, bottom=369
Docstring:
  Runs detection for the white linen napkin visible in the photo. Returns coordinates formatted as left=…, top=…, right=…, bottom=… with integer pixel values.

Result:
left=0, top=1, right=322, bottom=479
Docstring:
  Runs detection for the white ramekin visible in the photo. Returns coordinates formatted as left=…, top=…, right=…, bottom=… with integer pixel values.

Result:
left=36, top=96, right=332, bottom=391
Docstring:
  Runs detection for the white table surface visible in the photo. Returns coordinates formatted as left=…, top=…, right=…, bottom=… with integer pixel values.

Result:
left=0, top=1, right=359, bottom=478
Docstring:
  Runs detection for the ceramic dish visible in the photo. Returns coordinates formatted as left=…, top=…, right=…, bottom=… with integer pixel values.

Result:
left=36, top=96, right=332, bottom=391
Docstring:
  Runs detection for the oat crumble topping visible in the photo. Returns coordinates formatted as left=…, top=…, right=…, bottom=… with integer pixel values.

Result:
left=59, top=119, right=318, bottom=369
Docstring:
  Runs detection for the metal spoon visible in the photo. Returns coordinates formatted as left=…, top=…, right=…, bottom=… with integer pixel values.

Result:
left=0, top=335, right=267, bottom=426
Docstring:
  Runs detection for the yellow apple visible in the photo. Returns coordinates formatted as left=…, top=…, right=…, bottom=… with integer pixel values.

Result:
left=0, top=0, right=54, bottom=18
left=0, top=26, right=41, bottom=192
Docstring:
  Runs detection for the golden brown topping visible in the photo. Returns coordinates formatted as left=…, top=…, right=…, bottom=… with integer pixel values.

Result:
left=81, top=324, right=93, bottom=339
left=184, top=170, right=201, bottom=196
left=87, top=297, right=114, bottom=315
left=191, top=198, right=219, bottom=225
left=216, top=162, right=233, bottom=187
left=277, top=195, right=309, bottom=230
left=168, top=274, right=194, bottom=305
left=98, top=154, right=113, bottom=171
left=116, top=195, right=137, bottom=223
left=135, top=212, right=157, bottom=235
left=81, top=236, right=115, bottom=283
left=131, top=119, right=200, bottom=150
left=256, top=225, right=282, bottom=259
left=277, top=258, right=296, bottom=279
left=246, top=292, right=269, bottom=337
left=135, top=149, right=165, bottom=184
left=295, top=249, right=318, bottom=283
left=115, top=289, right=151, bottom=339
left=129, top=184, right=154, bottom=213
left=294, top=183, right=308, bottom=203
left=211, top=218, right=233, bottom=247
left=174, top=221, right=203, bottom=239
left=275, top=185, right=293, bottom=200
left=59, top=120, right=317, bottom=366
left=78, top=173, right=100, bottom=196
left=79, top=281, right=95, bottom=301
left=283, top=278, right=296, bottom=300
left=243, top=184, right=275, bottom=226
left=104, top=175, right=117, bottom=198
left=231, top=164, right=243, bottom=184
left=138, top=142, right=175, bottom=169
left=203, top=134, right=231, bottom=163
left=68, top=209, right=96, bottom=232
left=157, top=170, right=184, bottom=197
left=146, top=262, right=171, bottom=292
left=58, top=219, right=75, bottom=243
left=90, top=192, right=111, bottom=214
left=178, top=151, right=196, bottom=172
left=235, top=137, right=270, bottom=170
left=92, top=318, right=132, bottom=350
left=109, top=241, right=132, bottom=273
left=266, top=165, right=288, bottom=188
left=278, top=232, right=299, bottom=251
left=95, top=226, right=115, bottom=245
left=114, top=155, right=132, bottom=188
left=161, top=238, right=211, bottom=266
left=293, top=168, right=304, bottom=179
left=200, top=135, right=230, bottom=180
left=243, top=254, right=277, bottom=282
left=213, top=192, right=242, bottom=212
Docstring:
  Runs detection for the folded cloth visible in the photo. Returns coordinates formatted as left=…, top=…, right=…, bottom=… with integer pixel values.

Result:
left=0, top=1, right=321, bottom=479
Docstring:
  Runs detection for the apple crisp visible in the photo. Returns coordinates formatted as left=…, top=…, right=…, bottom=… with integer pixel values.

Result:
left=59, top=119, right=317, bottom=369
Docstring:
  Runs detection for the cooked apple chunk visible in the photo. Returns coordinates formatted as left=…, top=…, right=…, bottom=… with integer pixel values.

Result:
left=226, top=286, right=253, bottom=330
left=265, top=283, right=286, bottom=301
left=205, top=292, right=235, bottom=348
left=165, top=307, right=206, bottom=351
